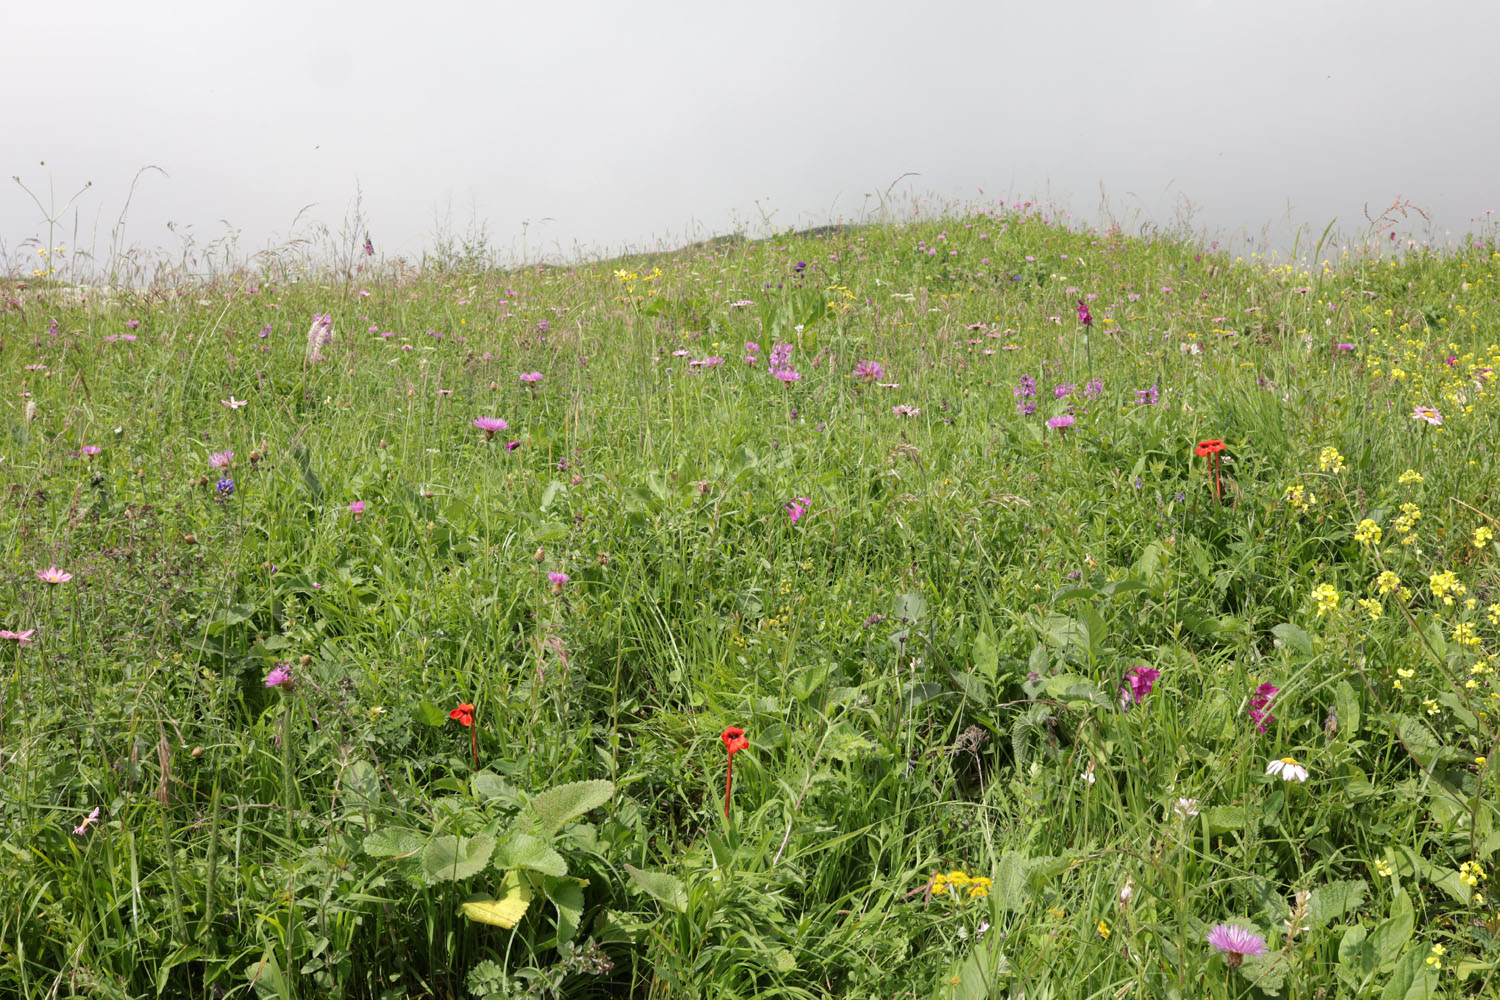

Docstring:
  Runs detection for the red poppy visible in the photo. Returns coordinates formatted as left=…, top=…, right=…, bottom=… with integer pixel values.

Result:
left=450, top=702, right=475, bottom=727
left=721, top=726, right=748, bottom=817
left=721, top=726, right=749, bottom=756
left=1194, top=439, right=1225, bottom=457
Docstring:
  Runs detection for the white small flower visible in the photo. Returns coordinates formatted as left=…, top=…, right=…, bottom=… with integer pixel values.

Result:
left=1173, top=796, right=1200, bottom=818
left=221, top=396, right=248, bottom=409
left=1081, top=760, right=1097, bottom=785
left=1266, top=757, right=1309, bottom=782
left=1119, top=877, right=1135, bottom=904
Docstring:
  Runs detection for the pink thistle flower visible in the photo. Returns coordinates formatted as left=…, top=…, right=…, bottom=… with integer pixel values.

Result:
left=82, top=445, right=101, bottom=456
left=853, top=360, right=885, bottom=382
left=348, top=500, right=366, bottom=518
left=1205, top=923, right=1269, bottom=967
left=548, top=571, right=569, bottom=595
left=1046, top=414, right=1076, bottom=431
left=892, top=404, right=920, bottom=417
left=473, top=417, right=508, bottom=440
left=773, top=368, right=801, bottom=383
left=36, top=566, right=72, bottom=585
left=264, top=664, right=293, bottom=688
left=520, top=372, right=544, bottom=383
left=208, top=450, right=233, bottom=469
left=505, top=440, right=521, bottom=451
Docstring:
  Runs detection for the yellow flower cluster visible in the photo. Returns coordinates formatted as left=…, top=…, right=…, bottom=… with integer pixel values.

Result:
left=1398, top=469, right=1425, bottom=486
left=1459, top=861, right=1487, bottom=888
left=931, top=870, right=993, bottom=900
left=1476, top=525, right=1495, bottom=549
left=1429, top=571, right=1466, bottom=606
left=1375, top=571, right=1401, bottom=595
left=1359, top=598, right=1383, bottom=620
left=1284, top=484, right=1315, bottom=513
left=1452, top=622, right=1480, bottom=647
left=1354, top=519, right=1382, bottom=545
left=1318, top=446, right=1346, bottom=473
left=1312, top=583, right=1340, bottom=617
left=1393, top=503, right=1422, bottom=537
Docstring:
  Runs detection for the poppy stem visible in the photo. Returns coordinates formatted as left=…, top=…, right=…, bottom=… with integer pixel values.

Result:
left=724, top=756, right=734, bottom=818
left=470, top=726, right=478, bottom=771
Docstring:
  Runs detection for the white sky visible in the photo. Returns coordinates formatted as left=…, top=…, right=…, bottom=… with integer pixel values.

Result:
left=6, top=0, right=1498, bottom=272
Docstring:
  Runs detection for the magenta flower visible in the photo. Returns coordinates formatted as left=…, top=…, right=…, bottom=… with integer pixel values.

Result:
left=1046, top=414, right=1075, bottom=431
left=548, top=571, right=569, bottom=595
left=72, top=806, right=101, bottom=836
left=0, top=628, right=37, bottom=647
left=36, top=566, right=72, bottom=585
left=208, top=450, right=233, bottom=469
left=1077, top=299, right=1092, bottom=327
left=126, top=319, right=141, bottom=330
left=82, top=445, right=101, bottom=456
left=1119, top=666, right=1160, bottom=706
left=505, top=440, right=521, bottom=451
left=786, top=497, right=812, bottom=524
left=520, top=372, right=543, bottom=383
left=1205, top=924, right=1269, bottom=967
left=892, top=404, right=920, bottom=417
left=853, top=360, right=885, bottom=382
left=348, top=500, right=366, bottom=518
left=774, top=368, right=801, bottom=383
left=1247, top=683, right=1278, bottom=733
left=473, top=417, right=508, bottom=440
left=264, top=664, right=293, bottom=688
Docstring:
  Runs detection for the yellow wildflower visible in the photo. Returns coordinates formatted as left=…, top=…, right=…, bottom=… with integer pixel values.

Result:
left=1459, top=861, right=1486, bottom=887
left=1475, top=525, right=1495, bottom=548
left=1375, top=859, right=1393, bottom=877
left=1453, top=622, right=1480, bottom=647
left=1358, top=598, right=1383, bottom=620
left=1354, top=519, right=1382, bottom=545
left=1312, top=583, right=1340, bottom=617
left=1430, top=570, right=1466, bottom=605
left=1284, top=485, right=1315, bottom=513
left=1096, top=919, right=1111, bottom=939
left=1318, top=446, right=1346, bottom=473
left=1375, top=571, right=1401, bottom=595
left=1398, top=469, right=1424, bottom=486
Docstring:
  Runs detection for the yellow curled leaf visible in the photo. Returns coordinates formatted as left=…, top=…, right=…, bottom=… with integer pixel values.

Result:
left=460, top=871, right=531, bottom=928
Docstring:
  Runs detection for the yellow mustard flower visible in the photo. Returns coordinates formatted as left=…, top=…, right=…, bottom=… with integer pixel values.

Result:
left=1359, top=598, right=1383, bottom=620
left=1398, top=469, right=1424, bottom=486
left=1355, top=519, right=1382, bottom=545
left=1318, top=446, right=1346, bottom=473
left=1375, top=571, right=1401, bottom=595
left=1475, top=525, right=1495, bottom=548
left=1430, top=570, right=1466, bottom=605
left=1312, top=583, right=1340, bottom=617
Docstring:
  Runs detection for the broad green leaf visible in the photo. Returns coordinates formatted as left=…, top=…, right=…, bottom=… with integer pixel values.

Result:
left=544, top=876, right=584, bottom=944
left=422, top=834, right=496, bottom=884
left=1238, top=952, right=1288, bottom=995
left=362, top=828, right=423, bottom=859
left=949, top=934, right=1011, bottom=999
left=1272, top=622, right=1314, bottom=656
left=1204, top=805, right=1251, bottom=835
left=247, top=953, right=289, bottom=1000
left=972, top=631, right=998, bottom=682
left=1333, top=679, right=1361, bottom=735
left=413, top=700, right=448, bottom=727
left=471, top=771, right=515, bottom=804
left=1380, top=944, right=1437, bottom=1000
left=1368, top=889, right=1413, bottom=971
left=991, top=851, right=1031, bottom=912
left=1308, top=880, right=1367, bottom=925
left=460, top=870, right=531, bottom=928
left=1338, top=924, right=1374, bottom=977
left=624, top=864, right=687, bottom=911
left=496, top=833, right=567, bottom=877
left=530, top=780, right=614, bottom=836
left=893, top=590, right=926, bottom=623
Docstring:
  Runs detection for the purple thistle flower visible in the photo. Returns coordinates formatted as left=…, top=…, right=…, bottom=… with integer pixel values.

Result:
left=1205, top=924, right=1269, bottom=967
left=265, top=664, right=293, bottom=688
left=853, top=360, right=885, bottom=382
left=473, top=417, right=508, bottom=440
left=520, top=371, right=543, bottom=383
left=1046, top=414, right=1075, bottom=431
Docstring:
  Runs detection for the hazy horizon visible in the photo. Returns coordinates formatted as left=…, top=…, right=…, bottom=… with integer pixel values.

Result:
left=8, top=0, right=1498, bottom=277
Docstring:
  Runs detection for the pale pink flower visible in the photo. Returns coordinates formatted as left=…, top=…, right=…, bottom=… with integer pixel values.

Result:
left=72, top=806, right=101, bottom=836
left=1205, top=923, right=1269, bottom=966
left=0, top=628, right=37, bottom=647
left=209, top=450, right=233, bottom=469
left=37, top=566, right=72, bottom=585
left=221, top=396, right=248, bottom=409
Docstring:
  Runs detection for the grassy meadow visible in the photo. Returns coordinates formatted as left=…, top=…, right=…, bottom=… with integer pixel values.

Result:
left=1, top=206, right=1499, bottom=999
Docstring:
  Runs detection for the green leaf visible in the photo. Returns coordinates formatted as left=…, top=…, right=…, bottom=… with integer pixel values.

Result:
left=247, top=953, right=290, bottom=1000
left=893, top=590, right=926, bottom=623
left=1308, top=880, right=1367, bottom=925
left=972, top=631, right=999, bottom=683
left=471, top=771, right=515, bottom=804
left=1380, top=944, right=1437, bottom=1000
left=1333, top=679, right=1361, bottom=735
left=544, top=876, right=584, bottom=944
left=1272, top=622, right=1314, bottom=656
left=624, top=864, right=687, bottom=911
left=460, top=870, right=531, bottom=928
left=948, top=934, right=1011, bottom=999
left=1368, top=889, right=1414, bottom=971
left=496, top=833, right=567, bottom=877
left=414, top=700, right=448, bottom=727
left=1339, top=924, right=1374, bottom=978
left=1204, top=805, right=1251, bottom=835
left=530, top=780, right=614, bottom=836
left=421, top=834, right=496, bottom=884
left=1238, top=952, right=1288, bottom=995
left=362, top=828, right=423, bottom=859
left=991, top=851, right=1032, bottom=912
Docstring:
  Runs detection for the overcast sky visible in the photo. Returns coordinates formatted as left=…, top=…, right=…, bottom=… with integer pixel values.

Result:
left=6, top=1, right=1498, bottom=273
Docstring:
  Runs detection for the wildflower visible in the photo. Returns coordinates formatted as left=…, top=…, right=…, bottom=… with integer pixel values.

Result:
left=215, top=476, right=234, bottom=498
left=473, top=417, right=508, bottom=440
left=0, top=629, right=37, bottom=647
left=1311, top=583, right=1340, bottom=617
left=82, top=445, right=101, bottom=457
left=1083, top=378, right=1103, bottom=397
left=1119, top=665, right=1160, bottom=706
left=548, top=571, right=569, bottom=595
left=773, top=368, right=801, bottom=382
left=1354, top=519, right=1382, bottom=545
left=1358, top=598, right=1383, bottom=620
left=72, top=807, right=101, bottom=836
left=1248, top=683, right=1278, bottom=733
left=1412, top=405, right=1443, bottom=426
left=1266, top=757, right=1309, bottom=782
left=1284, top=484, right=1315, bottom=513
left=264, top=664, right=293, bottom=688
left=1318, top=446, right=1346, bottom=473
left=721, top=725, right=749, bottom=817
left=1119, top=877, right=1135, bottom=905
left=1459, top=861, right=1486, bottom=887
left=1474, top=526, right=1494, bottom=548
left=1134, top=385, right=1159, bottom=406
left=1397, top=469, right=1424, bottom=486
left=305, top=313, right=335, bottom=362
left=505, top=440, right=521, bottom=452
left=966, top=876, right=992, bottom=899
left=451, top=702, right=478, bottom=769
left=520, top=372, right=543, bottom=383
left=1077, top=300, right=1092, bottom=327
left=1375, top=858, right=1393, bottom=877
left=1047, top=414, right=1075, bottom=431
left=348, top=500, right=366, bottom=519
left=1081, top=759, right=1097, bottom=784
left=1173, top=797, right=1200, bottom=818
left=1096, top=919, right=1110, bottom=939
left=1206, top=924, right=1269, bottom=967
left=892, top=404, right=921, bottom=417
left=208, top=450, right=233, bottom=469
left=221, top=396, right=248, bottom=409
left=1014, top=374, right=1036, bottom=399
left=853, top=360, right=885, bottom=381
left=36, top=566, right=72, bottom=585
left=1453, top=622, right=1479, bottom=646
left=1393, top=503, right=1422, bottom=535
left=1375, top=570, right=1401, bottom=595
left=1053, top=382, right=1075, bottom=399
left=786, top=497, right=812, bottom=524
left=1487, top=603, right=1500, bottom=625
left=1429, top=570, right=1466, bottom=605
left=1423, top=698, right=1440, bottom=716
left=1426, top=943, right=1444, bottom=969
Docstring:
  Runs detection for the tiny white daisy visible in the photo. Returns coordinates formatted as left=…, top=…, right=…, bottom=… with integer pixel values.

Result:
left=1266, top=757, right=1309, bottom=782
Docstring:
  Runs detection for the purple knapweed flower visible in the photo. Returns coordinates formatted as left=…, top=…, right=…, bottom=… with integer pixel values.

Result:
left=1047, top=414, right=1075, bottom=431
left=473, top=417, right=508, bottom=440
left=265, top=664, right=293, bottom=688
left=520, top=372, right=543, bottom=383
left=774, top=368, right=801, bottom=383
left=1205, top=924, right=1269, bottom=967
left=348, top=500, right=366, bottom=518
left=505, top=440, right=521, bottom=451
left=209, top=450, right=233, bottom=469
left=853, top=360, right=885, bottom=382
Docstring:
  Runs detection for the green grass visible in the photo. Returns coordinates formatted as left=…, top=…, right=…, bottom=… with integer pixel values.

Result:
left=1, top=206, right=1498, bottom=999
